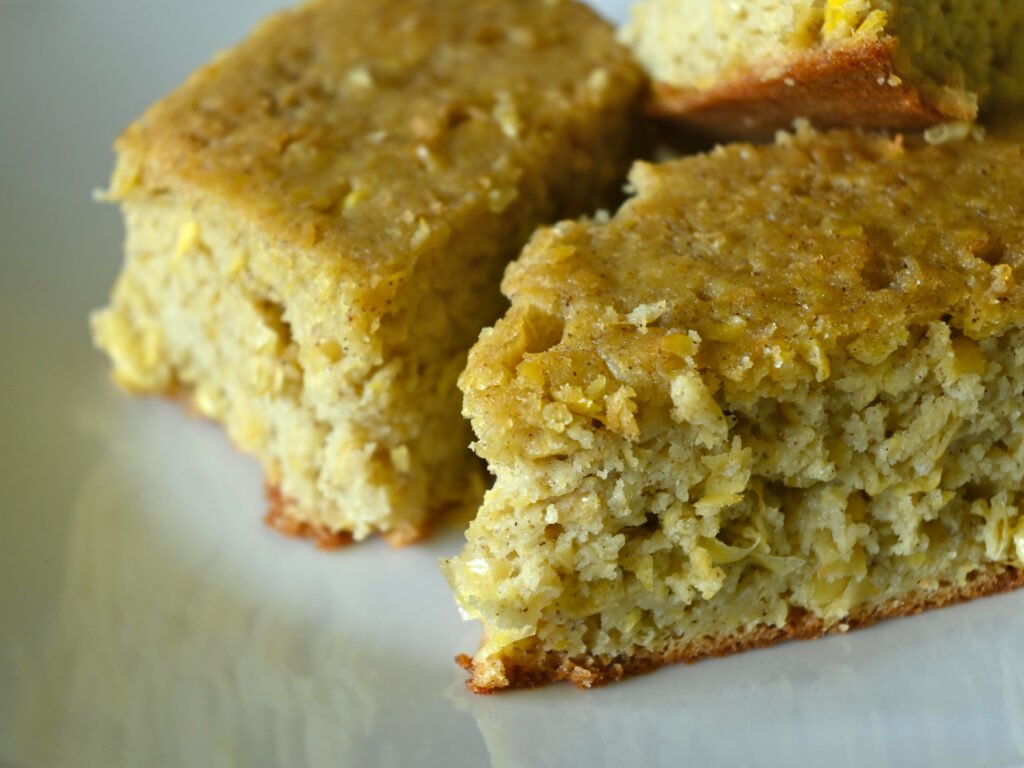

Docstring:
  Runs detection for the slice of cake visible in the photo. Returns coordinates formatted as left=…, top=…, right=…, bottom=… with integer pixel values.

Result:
left=621, top=0, right=1024, bottom=138
left=91, top=0, right=644, bottom=544
left=445, top=120, right=1024, bottom=691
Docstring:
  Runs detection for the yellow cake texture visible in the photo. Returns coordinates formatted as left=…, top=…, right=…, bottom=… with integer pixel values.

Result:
left=445, top=120, right=1024, bottom=691
left=621, top=0, right=1024, bottom=136
left=91, top=0, right=644, bottom=544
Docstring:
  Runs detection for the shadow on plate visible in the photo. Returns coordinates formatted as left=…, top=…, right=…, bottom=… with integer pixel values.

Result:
left=5, top=398, right=487, bottom=768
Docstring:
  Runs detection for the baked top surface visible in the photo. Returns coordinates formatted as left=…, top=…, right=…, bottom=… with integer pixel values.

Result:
left=109, top=0, right=640, bottom=271
left=486, top=122, right=1024, bottom=396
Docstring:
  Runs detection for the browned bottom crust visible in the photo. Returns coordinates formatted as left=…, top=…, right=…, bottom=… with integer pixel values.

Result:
left=263, top=483, right=433, bottom=548
left=648, top=38, right=971, bottom=140
left=160, top=388, right=429, bottom=548
left=458, top=564, right=1024, bottom=692
left=263, top=486, right=356, bottom=549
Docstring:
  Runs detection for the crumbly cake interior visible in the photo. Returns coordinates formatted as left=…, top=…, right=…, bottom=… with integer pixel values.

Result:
left=96, top=194, right=505, bottom=542
left=622, top=0, right=1024, bottom=110
left=92, top=0, right=644, bottom=543
left=446, top=124, right=1024, bottom=690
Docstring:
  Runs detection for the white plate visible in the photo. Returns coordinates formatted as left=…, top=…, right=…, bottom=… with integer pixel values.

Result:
left=2, top=1, right=1023, bottom=766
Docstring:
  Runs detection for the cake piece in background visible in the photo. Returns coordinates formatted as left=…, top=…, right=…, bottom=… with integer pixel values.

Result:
left=92, top=0, right=645, bottom=545
left=621, top=0, right=1024, bottom=138
left=446, top=120, right=1024, bottom=691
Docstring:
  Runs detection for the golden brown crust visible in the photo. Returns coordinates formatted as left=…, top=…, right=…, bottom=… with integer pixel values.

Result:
left=164, top=385, right=405, bottom=548
left=111, top=0, right=646, bottom=271
left=470, top=127, right=1024, bottom=407
left=263, top=484, right=435, bottom=548
left=648, top=39, right=969, bottom=140
left=460, top=565, right=1024, bottom=692
left=263, top=486, right=356, bottom=550
left=163, top=385, right=434, bottom=549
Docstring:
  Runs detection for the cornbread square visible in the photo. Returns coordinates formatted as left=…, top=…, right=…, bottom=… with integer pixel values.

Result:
left=446, top=121, right=1024, bottom=691
left=91, top=0, right=645, bottom=544
left=621, top=0, right=1024, bottom=138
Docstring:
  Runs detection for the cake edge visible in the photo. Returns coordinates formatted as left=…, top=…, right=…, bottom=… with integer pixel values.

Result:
left=457, top=564, right=1024, bottom=692
left=120, top=383, right=462, bottom=548
left=263, top=484, right=442, bottom=549
left=646, top=38, right=969, bottom=139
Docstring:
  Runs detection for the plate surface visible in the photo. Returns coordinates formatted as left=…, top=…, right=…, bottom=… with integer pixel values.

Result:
left=2, top=2, right=1023, bottom=766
